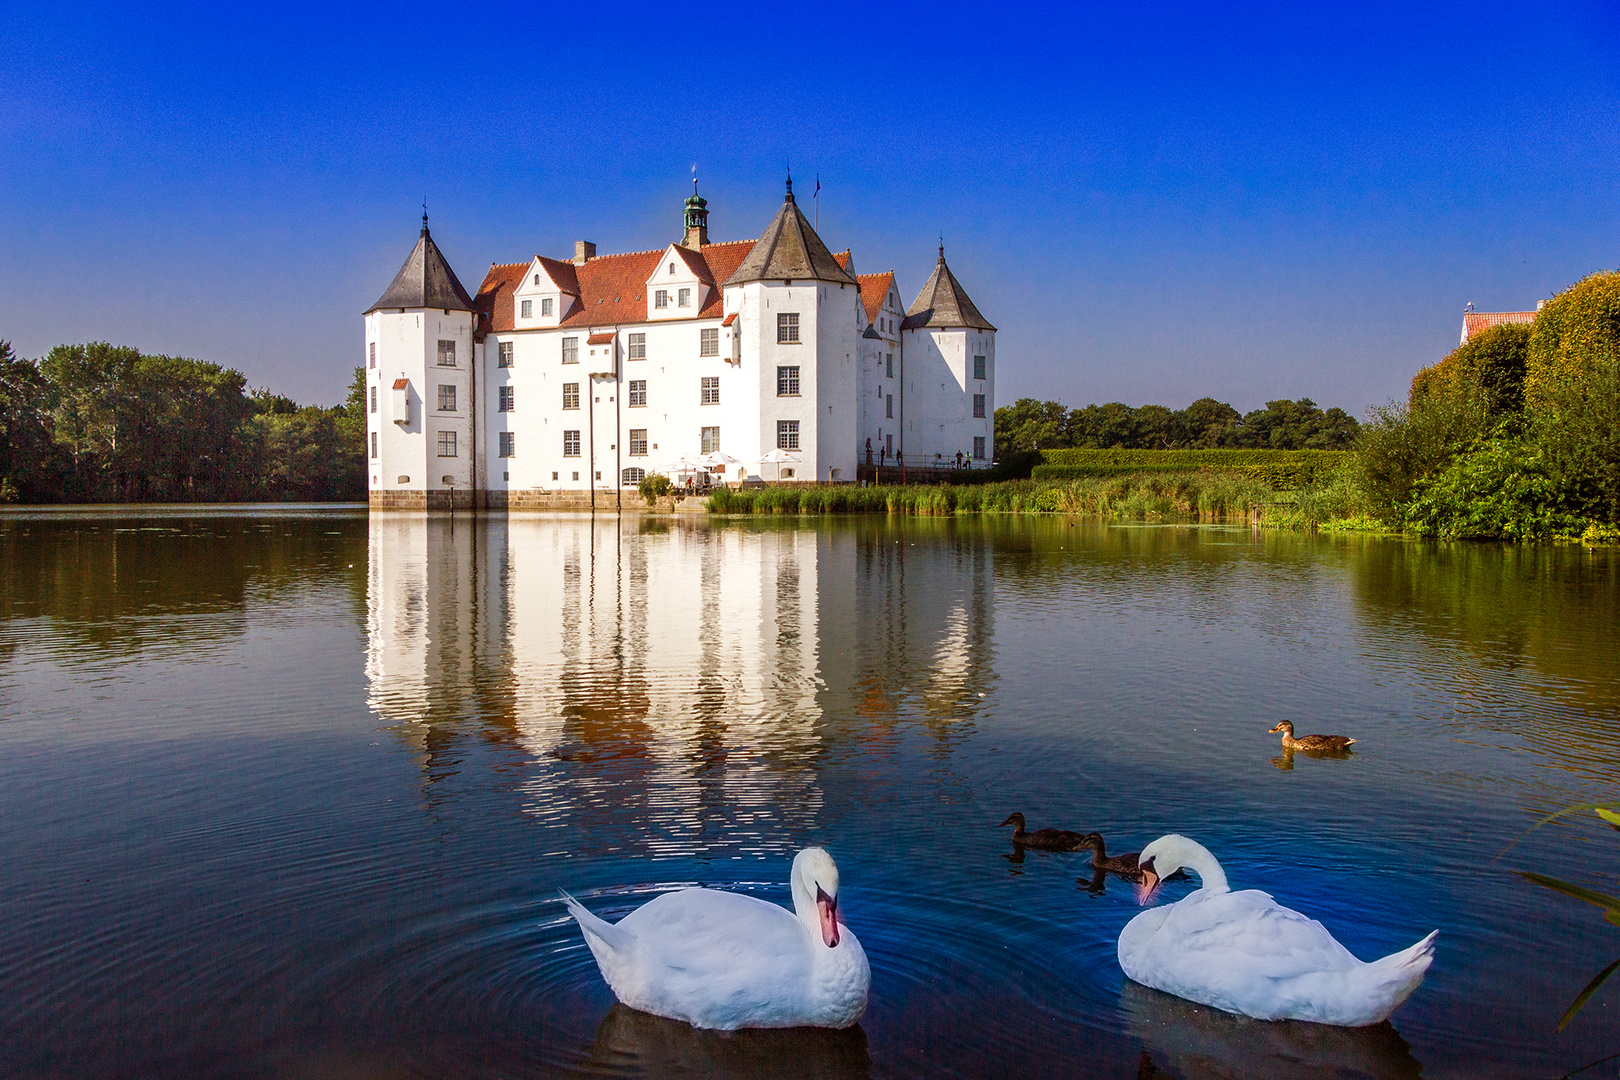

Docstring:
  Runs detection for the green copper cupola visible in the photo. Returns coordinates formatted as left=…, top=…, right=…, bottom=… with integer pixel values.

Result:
left=682, top=178, right=709, bottom=249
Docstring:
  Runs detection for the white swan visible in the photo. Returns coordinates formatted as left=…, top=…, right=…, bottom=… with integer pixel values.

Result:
left=1117, top=835, right=1436, bottom=1026
left=561, top=847, right=870, bottom=1030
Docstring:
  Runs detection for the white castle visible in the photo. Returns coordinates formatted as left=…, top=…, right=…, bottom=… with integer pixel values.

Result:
left=363, top=180, right=997, bottom=509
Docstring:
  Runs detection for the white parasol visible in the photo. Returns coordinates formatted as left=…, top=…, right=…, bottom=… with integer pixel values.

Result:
left=758, top=447, right=800, bottom=481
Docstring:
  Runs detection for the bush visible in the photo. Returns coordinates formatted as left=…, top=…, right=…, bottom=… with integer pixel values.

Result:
left=637, top=472, right=673, bottom=505
left=1411, top=322, right=1531, bottom=415
left=1032, top=448, right=1350, bottom=488
left=1398, top=425, right=1582, bottom=540
left=1355, top=390, right=1494, bottom=520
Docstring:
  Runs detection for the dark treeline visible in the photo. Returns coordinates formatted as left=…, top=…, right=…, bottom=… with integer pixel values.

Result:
left=994, top=396, right=1359, bottom=461
left=0, top=341, right=364, bottom=503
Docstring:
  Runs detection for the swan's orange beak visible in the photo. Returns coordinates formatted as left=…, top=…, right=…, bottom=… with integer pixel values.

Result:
left=816, top=885, right=840, bottom=948
left=1136, top=859, right=1161, bottom=906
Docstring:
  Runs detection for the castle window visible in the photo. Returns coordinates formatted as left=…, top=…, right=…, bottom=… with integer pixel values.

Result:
left=370, top=385, right=377, bottom=413
left=438, top=385, right=457, bottom=411
left=700, top=328, right=719, bottom=356
left=520, top=300, right=533, bottom=319
left=628, top=429, right=648, bottom=456
left=499, top=432, right=515, bottom=458
left=886, top=353, right=893, bottom=378
left=777, top=312, right=799, bottom=343
left=974, top=355, right=986, bottom=380
left=973, top=394, right=985, bottom=418
left=701, top=426, right=720, bottom=455
left=562, top=337, right=578, bottom=364
left=563, top=430, right=581, bottom=457
left=678, top=288, right=691, bottom=308
left=499, top=341, right=513, bottom=368
left=370, top=432, right=377, bottom=459
left=623, top=467, right=645, bottom=486
left=541, top=297, right=554, bottom=317
left=368, top=342, right=375, bottom=369
left=499, top=386, right=514, bottom=412
left=886, top=394, right=893, bottom=419
left=701, top=377, right=720, bottom=405
left=668, top=262, right=675, bottom=275
left=563, top=382, right=579, bottom=410
left=776, top=366, right=799, bottom=396
left=973, top=436, right=986, bottom=460
left=628, top=380, right=647, bottom=407
left=777, top=420, right=799, bottom=450
left=534, top=274, right=541, bottom=286
left=628, top=333, right=646, bottom=360
left=655, top=290, right=669, bottom=309
left=437, top=431, right=457, bottom=457
left=437, top=340, right=456, bottom=367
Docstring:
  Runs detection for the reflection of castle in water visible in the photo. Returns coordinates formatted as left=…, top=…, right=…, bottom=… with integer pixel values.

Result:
left=365, top=515, right=995, bottom=852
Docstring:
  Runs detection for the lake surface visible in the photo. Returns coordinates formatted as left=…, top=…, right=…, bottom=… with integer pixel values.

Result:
left=1, top=508, right=1617, bottom=1079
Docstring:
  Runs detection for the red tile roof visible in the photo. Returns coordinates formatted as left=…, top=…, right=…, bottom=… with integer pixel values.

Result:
left=1462, top=310, right=1537, bottom=343
left=475, top=239, right=759, bottom=336
left=392, top=378, right=409, bottom=390
left=856, top=272, right=895, bottom=325
left=586, top=332, right=615, bottom=345
left=721, top=313, right=737, bottom=327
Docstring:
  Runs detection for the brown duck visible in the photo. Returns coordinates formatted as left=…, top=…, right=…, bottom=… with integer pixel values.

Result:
left=1078, top=832, right=1144, bottom=880
left=1269, top=720, right=1356, bottom=752
left=999, top=813, right=1087, bottom=851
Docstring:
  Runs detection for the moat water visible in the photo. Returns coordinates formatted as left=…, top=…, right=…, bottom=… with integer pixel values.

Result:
left=1, top=508, right=1617, bottom=1079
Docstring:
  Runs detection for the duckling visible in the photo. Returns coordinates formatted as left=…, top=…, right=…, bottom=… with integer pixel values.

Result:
left=1078, top=832, right=1144, bottom=880
left=1269, top=720, right=1356, bottom=752
left=999, top=812, right=1087, bottom=851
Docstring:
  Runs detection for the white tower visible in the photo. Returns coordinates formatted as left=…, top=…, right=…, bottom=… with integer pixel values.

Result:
left=364, top=214, right=479, bottom=509
left=900, top=245, right=996, bottom=468
left=721, top=179, right=861, bottom=483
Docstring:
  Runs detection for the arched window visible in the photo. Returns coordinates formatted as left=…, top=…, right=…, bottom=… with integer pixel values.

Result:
left=622, top=467, right=646, bottom=487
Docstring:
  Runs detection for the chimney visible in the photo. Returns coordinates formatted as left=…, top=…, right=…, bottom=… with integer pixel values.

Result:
left=1536, top=299, right=1546, bottom=311
left=574, top=241, right=596, bottom=266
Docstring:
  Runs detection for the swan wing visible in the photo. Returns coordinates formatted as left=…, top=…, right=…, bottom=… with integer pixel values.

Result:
left=1160, top=889, right=1361, bottom=980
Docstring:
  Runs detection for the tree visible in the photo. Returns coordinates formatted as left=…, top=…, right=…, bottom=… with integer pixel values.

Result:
left=1182, top=398, right=1241, bottom=447
left=993, top=398, right=1072, bottom=458
left=0, top=341, right=57, bottom=501
left=1411, top=322, right=1530, bottom=416
left=1525, top=271, right=1620, bottom=523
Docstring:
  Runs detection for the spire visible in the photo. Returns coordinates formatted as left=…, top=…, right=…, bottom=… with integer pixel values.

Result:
left=901, top=246, right=995, bottom=331
left=725, top=181, right=854, bottom=286
left=366, top=213, right=475, bottom=314
left=682, top=172, right=710, bottom=249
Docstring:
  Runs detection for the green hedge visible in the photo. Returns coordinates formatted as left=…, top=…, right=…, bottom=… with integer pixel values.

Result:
left=1030, top=448, right=1350, bottom=488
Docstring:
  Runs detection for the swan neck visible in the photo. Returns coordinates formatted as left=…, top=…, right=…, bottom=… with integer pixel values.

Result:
left=1185, top=847, right=1228, bottom=893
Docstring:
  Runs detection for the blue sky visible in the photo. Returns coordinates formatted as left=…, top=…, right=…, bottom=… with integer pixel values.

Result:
left=2, top=1, right=1617, bottom=412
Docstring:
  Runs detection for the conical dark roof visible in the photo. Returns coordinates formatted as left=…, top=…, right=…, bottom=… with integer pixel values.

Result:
left=725, top=181, right=857, bottom=286
left=366, top=217, right=475, bottom=313
left=901, top=246, right=995, bottom=331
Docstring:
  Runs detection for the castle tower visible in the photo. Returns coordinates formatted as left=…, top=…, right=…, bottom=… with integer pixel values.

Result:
left=364, top=214, right=479, bottom=509
left=682, top=179, right=710, bottom=249
left=722, top=178, right=861, bottom=482
left=900, top=243, right=996, bottom=468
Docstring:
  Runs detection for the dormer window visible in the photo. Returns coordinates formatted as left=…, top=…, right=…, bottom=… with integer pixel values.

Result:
left=541, top=297, right=554, bottom=317
left=520, top=300, right=532, bottom=319
left=655, top=290, right=669, bottom=309
left=678, top=288, right=691, bottom=308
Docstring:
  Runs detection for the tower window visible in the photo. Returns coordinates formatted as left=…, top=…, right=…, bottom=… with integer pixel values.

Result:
left=700, top=328, right=718, bottom=356
left=973, top=436, right=986, bottom=460
left=437, top=340, right=456, bottom=367
left=777, top=312, right=799, bottom=343
left=973, top=393, right=985, bottom=418
left=562, top=337, right=578, bottom=364
left=628, top=380, right=647, bottom=407
left=886, top=353, right=893, bottom=378
left=563, top=382, right=579, bottom=410
left=701, top=377, right=720, bottom=405
left=541, top=297, right=554, bottom=317
left=886, top=394, right=893, bottom=419
left=655, top=290, right=669, bottom=309
left=499, top=432, right=515, bottom=458
left=777, top=420, right=799, bottom=450
left=777, top=366, right=799, bottom=396
left=629, top=429, right=648, bottom=456
left=563, top=430, right=581, bottom=457
left=368, top=342, right=375, bottom=369
left=498, top=341, right=513, bottom=368
left=678, top=288, right=691, bottom=308
left=499, top=386, right=514, bottom=412
left=974, top=355, right=987, bottom=380
left=628, top=333, right=646, bottom=360
left=370, top=385, right=377, bottom=413
left=438, top=385, right=456, bottom=412
left=701, top=426, right=720, bottom=455
left=437, top=431, right=457, bottom=457
left=520, top=300, right=533, bottom=319
left=370, top=431, right=378, bottom=459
